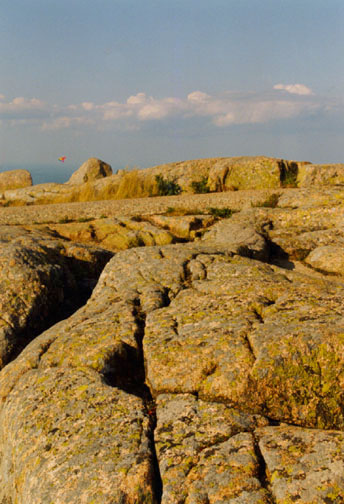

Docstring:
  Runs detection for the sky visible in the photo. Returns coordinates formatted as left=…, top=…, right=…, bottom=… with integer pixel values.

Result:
left=1, top=0, right=344, bottom=183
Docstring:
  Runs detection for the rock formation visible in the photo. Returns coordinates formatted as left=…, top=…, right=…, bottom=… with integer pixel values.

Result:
left=0, top=169, right=32, bottom=191
left=67, top=157, right=113, bottom=185
left=0, top=159, right=344, bottom=502
left=0, top=156, right=311, bottom=206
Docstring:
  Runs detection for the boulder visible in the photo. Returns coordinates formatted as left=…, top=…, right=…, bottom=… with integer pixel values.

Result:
left=0, top=169, right=32, bottom=191
left=67, top=157, right=112, bottom=185
left=207, top=156, right=306, bottom=191
left=305, top=245, right=344, bottom=275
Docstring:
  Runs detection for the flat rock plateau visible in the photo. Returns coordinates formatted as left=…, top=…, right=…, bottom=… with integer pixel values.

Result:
left=1, top=156, right=344, bottom=503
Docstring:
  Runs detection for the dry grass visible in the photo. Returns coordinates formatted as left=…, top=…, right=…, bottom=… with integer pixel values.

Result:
left=114, top=170, right=158, bottom=199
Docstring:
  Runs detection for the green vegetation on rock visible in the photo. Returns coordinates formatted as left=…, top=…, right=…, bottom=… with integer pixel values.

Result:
left=155, top=174, right=182, bottom=196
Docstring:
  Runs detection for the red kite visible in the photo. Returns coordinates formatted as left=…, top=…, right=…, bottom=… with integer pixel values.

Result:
left=58, top=156, right=66, bottom=162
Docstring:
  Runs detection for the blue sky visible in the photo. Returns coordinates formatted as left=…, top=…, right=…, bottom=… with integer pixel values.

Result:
left=1, top=0, right=344, bottom=182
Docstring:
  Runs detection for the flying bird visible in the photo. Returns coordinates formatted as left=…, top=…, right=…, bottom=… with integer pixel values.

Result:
left=58, top=156, right=66, bottom=163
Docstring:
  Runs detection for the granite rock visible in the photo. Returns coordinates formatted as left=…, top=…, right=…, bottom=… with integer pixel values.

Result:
left=0, top=169, right=32, bottom=191
left=1, top=176, right=344, bottom=502
left=67, top=157, right=113, bottom=185
left=0, top=226, right=112, bottom=369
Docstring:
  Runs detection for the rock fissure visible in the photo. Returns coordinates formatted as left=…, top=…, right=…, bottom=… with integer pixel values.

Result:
left=242, top=329, right=258, bottom=362
left=253, top=433, right=276, bottom=503
left=133, top=297, right=163, bottom=503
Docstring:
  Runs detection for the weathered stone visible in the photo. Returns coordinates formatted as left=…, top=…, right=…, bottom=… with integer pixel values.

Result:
left=142, top=157, right=215, bottom=193
left=0, top=174, right=123, bottom=206
left=0, top=366, right=156, bottom=504
left=0, top=169, right=32, bottom=191
left=0, top=226, right=112, bottom=368
left=257, top=425, right=344, bottom=503
left=305, top=245, right=344, bottom=275
left=140, top=249, right=344, bottom=429
left=67, top=157, right=112, bottom=185
left=202, top=209, right=270, bottom=260
left=207, top=156, right=305, bottom=191
left=258, top=205, right=344, bottom=260
left=277, top=186, right=344, bottom=209
left=147, top=214, right=215, bottom=240
left=45, top=216, right=175, bottom=251
left=155, top=393, right=270, bottom=503
left=0, top=156, right=308, bottom=206
left=1, top=169, right=344, bottom=503
left=0, top=255, right=158, bottom=503
left=298, top=163, right=344, bottom=187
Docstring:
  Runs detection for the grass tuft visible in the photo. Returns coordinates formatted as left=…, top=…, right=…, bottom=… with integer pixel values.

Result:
left=207, top=207, right=233, bottom=218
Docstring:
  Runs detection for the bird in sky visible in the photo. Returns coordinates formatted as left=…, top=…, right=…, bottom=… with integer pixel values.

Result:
left=58, top=156, right=66, bottom=163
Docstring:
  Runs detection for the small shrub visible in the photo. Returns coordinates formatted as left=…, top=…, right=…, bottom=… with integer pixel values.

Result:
left=252, top=193, right=281, bottom=208
left=77, top=217, right=94, bottom=223
left=155, top=174, right=182, bottom=196
left=190, top=177, right=210, bottom=194
left=58, top=217, right=73, bottom=224
left=207, top=207, right=233, bottom=218
left=280, top=162, right=298, bottom=188
left=282, top=170, right=298, bottom=188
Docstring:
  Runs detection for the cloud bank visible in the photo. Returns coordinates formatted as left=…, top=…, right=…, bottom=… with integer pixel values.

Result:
left=273, top=83, right=314, bottom=96
left=0, top=84, right=328, bottom=131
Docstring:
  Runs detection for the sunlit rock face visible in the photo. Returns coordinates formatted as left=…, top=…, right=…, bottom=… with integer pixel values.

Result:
left=0, top=162, right=344, bottom=503
left=0, top=169, right=32, bottom=191
left=67, top=157, right=113, bottom=185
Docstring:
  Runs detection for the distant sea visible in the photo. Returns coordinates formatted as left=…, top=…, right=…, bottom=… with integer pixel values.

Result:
left=0, top=163, right=123, bottom=185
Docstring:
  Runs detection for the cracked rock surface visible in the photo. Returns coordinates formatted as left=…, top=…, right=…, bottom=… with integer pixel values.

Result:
left=0, top=184, right=344, bottom=503
left=0, top=225, right=112, bottom=369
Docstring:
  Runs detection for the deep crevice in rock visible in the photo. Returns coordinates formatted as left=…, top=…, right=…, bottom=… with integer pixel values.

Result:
left=101, top=297, right=164, bottom=502
left=133, top=297, right=163, bottom=503
left=5, top=250, right=113, bottom=366
left=253, top=435, right=276, bottom=503
left=263, top=236, right=296, bottom=271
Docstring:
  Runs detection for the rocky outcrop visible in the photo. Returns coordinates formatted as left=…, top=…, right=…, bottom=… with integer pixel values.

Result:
left=0, top=172, right=344, bottom=502
left=0, top=169, right=32, bottom=191
left=207, top=156, right=306, bottom=191
left=0, top=156, right=308, bottom=206
left=297, top=163, right=344, bottom=187
left=67, top=157, right=113, bottom=185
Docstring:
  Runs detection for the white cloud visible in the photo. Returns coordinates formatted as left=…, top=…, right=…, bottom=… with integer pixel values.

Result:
left=273, top=83, right=314, bottom=96
left=0, top=87, right=329, bottom=131
left=127, top=93, right=147, bottom=105
left=0, top=96, right=47, bottom=120
left=187, top=91, right=211, bottom=103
